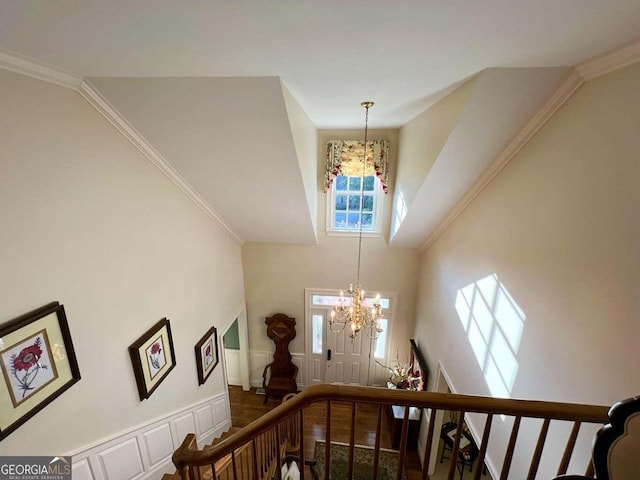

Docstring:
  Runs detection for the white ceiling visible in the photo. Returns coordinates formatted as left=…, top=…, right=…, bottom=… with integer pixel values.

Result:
left=1, top=1, right=639, bottom=245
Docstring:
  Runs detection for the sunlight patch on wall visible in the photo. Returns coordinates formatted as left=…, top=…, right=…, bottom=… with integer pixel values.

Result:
left=455, top=274, right=525, bottom=398
left=392, top=190, right=407, bottom=235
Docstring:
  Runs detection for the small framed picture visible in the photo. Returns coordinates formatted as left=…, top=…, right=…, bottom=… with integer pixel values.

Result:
left=128, top=318, right=176, bottom=401
left=0, top=302, right=81, bottom=441
left=195, top=326, right=219, bottom=385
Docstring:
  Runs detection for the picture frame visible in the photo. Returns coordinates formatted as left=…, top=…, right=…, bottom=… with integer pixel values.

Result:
left=128, top=318, right=176, bottom=401
left=195, top=326, right=219, bottom=385
left=0, top=301, right=81, bottom=442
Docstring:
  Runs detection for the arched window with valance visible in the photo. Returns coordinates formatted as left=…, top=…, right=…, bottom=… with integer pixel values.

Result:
left=324, top=140, right=390, bottom=194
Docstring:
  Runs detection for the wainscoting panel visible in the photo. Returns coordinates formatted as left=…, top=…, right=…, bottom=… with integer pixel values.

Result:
left=213, top=397, right=228, bottom=428
left=98, top=438, right=144, bottom=480
left=249, top=350, right=271, bottom=388
left=142, top=423, right=174, bottom=467
left=174, top=413, right=196, bottom=446
left=250, top=350, right=306, bottom=390
left=72, top=458, right=95, bottom=480
left=195, top=404, right=214, bottom=435
left=70, top=392, right=230, bottom=480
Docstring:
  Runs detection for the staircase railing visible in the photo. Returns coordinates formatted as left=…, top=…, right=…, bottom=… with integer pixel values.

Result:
left=172, top=385, right=609, bottom=480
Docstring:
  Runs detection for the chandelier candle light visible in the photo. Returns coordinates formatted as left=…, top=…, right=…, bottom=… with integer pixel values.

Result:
left=329, top=101, right=384, bottom=341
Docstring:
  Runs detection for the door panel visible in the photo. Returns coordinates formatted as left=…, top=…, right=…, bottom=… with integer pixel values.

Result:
left=325, top=320, right=372, bottom=385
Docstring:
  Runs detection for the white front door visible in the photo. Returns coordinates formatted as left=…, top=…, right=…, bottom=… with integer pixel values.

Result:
left=325, top=321, right=374, bottom=385
left=306, top=289, right=393, bottom=387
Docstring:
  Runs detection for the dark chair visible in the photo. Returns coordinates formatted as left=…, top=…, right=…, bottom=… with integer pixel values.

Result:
left=552, top=395, right=640, bottom=480
left=262, top=313, right=298, bottom=404
left=440, top=421, right=479, bottom=479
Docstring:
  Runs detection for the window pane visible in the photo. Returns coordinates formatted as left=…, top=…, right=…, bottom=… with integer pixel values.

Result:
left=363, top=176, right=375, bottom=191
left=335, top=175, right=348, bottom=191
left=312, top=314, right=323, bottom=354
left=374, top=319, right=388, bottom=358
left=328, top=173, right=381, bottom=234
left=312, top=295, right=343, bottom=305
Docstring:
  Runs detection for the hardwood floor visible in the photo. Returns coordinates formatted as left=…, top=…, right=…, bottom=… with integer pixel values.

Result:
left=227, top=386, right=425, bottom=479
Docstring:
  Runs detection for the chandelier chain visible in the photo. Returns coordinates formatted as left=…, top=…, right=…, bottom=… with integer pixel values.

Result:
left=355, top=103, right=370, bottom=286
left=329, top=101, right=383, bottom=341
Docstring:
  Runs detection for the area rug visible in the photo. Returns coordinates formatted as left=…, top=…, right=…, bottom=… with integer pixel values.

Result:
left=313, top=440, right=406, bottom=480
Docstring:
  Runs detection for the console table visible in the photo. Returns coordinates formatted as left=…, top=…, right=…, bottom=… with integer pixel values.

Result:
left=385, top=404, right=421, bottom=450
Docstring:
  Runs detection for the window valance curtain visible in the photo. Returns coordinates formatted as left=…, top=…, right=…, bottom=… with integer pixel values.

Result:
left=324, top=140, right=390, bottom=193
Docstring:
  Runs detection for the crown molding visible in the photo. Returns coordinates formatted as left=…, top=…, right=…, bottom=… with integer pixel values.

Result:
left=78, top=79, right=244, bottom=245
left=420, top=69, right=584, bottom=252
left=0, top=52, right=244, bottom=244
left=576, top=36, right=640, bottom=80
left=0, top=49, right=81, bottom=89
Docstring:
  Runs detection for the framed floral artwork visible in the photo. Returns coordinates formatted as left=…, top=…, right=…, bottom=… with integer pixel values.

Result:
left=128, top=318, right=176, bottom=401
left=195, top=326, right=218, bottom=385
left=0, top=301, right=81, bottom=442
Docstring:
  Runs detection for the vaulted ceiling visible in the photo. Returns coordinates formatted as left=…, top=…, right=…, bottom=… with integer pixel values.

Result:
left=1, top=1, right=639, bottom=245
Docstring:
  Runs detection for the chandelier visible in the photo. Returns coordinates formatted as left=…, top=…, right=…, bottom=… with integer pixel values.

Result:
left=329, top=101, right=384, bottom=341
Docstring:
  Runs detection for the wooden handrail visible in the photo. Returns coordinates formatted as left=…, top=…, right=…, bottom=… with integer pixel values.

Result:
left=172, top=384, right=609, bottom=473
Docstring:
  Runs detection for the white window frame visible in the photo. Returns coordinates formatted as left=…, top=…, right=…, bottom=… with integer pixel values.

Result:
left=326, top=174, right=383, bottom=236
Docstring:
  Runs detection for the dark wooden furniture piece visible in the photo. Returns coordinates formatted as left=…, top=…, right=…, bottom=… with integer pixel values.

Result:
left=440, top=421, right=479, bottom=479
left=385, top=404, right=422, bottom=449
left=383, top=339, right=428, bottom=450
left=262, top=313, right=298, bottom=403
left=409, top=338, right=429, bottom=390
left=552, top=395, right=640, bottom=480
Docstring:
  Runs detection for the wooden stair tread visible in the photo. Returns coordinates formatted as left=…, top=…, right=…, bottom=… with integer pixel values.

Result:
left=161, top=474, right=181, bottom=480
left=207, top=426, right=242, bottom=448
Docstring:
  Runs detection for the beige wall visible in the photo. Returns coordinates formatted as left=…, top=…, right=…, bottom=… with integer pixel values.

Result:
left=0, top=70, right=244, bottom=454
left=395, top=77, right=476, bottom=214
left=242, top=128, right=421, bottom=367
left=281, top=83, right=319, bottom=239
left=413, top=62, right=640, bottom=477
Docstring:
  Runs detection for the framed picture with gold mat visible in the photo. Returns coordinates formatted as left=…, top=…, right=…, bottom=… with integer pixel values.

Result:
left=0, top=301, right=81, bottom=441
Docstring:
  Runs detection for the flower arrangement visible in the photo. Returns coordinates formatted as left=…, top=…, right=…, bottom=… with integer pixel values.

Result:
left=376, top=355, right=421, bottom=390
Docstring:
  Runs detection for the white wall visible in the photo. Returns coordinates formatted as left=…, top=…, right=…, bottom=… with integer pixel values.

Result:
left=0, top=69, right=244, bottom=455
left=413, top=62, right=640, bottom=478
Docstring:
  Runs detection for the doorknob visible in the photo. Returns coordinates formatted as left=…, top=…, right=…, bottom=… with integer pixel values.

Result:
left=327, top=349, right=332, bottom=361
